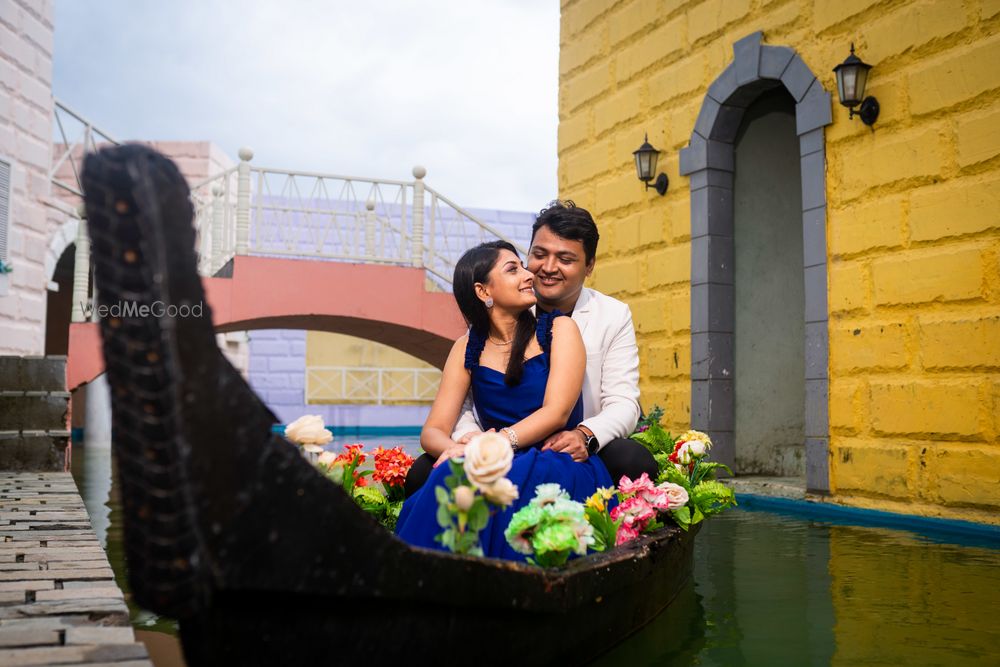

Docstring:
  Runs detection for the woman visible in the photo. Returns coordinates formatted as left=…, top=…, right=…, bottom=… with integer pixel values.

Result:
left=395, top=241, right=614, bottom=560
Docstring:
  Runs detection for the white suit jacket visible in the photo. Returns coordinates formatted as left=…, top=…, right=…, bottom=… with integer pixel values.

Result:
left=452, top=287, right=641, bottom=450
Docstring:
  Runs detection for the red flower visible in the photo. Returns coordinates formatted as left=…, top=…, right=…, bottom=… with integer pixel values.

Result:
left=335, top=443, right=367, bottom=465
left=372, top=446, right=415, bottom=488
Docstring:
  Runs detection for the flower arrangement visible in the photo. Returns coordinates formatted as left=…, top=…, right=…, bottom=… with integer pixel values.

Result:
left=505, top=484, right=594, bottom=567
left=631, top=412, right=737, bottom=531
left=283, top=415, right=415, bottom=531
left=434, top=433, right=519, bottom=556
left=317, top=444, right=415, bottom=531
left=611, top=473, right=689, bottom=544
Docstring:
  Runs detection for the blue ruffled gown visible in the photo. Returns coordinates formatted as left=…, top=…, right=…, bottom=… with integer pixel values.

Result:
left=395, top=311, right=614, bottom=561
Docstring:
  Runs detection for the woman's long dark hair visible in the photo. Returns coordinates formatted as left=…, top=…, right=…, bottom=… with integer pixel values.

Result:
left=453, top=241, right=536, bottom=386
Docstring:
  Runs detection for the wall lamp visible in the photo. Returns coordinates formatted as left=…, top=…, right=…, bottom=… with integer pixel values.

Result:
left=833, top=43, right=879, bottom=126
left=633, top=134, right=668, bottom=195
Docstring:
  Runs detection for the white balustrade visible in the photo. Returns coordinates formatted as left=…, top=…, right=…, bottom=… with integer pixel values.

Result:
left=306, top=366, right=441, bottom=404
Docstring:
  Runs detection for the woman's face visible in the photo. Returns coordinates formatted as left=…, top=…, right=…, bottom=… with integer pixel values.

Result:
left=480, top=249, right=535, bottom=311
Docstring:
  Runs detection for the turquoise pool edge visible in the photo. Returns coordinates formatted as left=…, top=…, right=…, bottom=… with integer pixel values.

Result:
left=736, top=493, right=1000, bottom=547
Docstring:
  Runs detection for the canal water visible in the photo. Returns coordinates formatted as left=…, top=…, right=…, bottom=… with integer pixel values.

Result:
left=72, top=439, right=1000, bottom=667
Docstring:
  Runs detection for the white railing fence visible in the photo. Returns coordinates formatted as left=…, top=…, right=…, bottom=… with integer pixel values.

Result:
left=190, top=149, right=525, bottom=288
left=306, top=366, right=440, bottom=404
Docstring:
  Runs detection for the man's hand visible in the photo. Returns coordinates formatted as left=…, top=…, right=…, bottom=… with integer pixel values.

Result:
left=541, top=429, right=589, bottom=462
left=455, top=428, right=495, bottom=445
left=433, top=444, right=466, bottom=468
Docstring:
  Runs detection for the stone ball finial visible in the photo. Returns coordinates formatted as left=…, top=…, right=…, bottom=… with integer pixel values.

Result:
left=212, top=185, right=224, bottom=196
left=365, top=198, right=376, bottom=211
left=412, top=165, right=427, bottom=179
left=238, top=147, right=254, bottom=161
left=76, top=202, right=87, bottom=219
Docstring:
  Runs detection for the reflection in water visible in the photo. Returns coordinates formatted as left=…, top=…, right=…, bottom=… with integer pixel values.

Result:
left=596, top=510, right=1000, bottom=666
left=72, top=440, right=1000, bottom=667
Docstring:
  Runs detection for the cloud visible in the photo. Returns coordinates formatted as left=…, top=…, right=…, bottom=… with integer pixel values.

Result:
left=53, top=0, right=558, bottom=212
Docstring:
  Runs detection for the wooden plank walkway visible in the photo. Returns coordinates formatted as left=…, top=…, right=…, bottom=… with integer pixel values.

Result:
left=0, top=472, right=153, bottom=666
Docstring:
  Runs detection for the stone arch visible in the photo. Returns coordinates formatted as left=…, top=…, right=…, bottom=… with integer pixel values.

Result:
left=44, top=214, right=79, bottom=282
left=679, top=32, right=832, bottom=492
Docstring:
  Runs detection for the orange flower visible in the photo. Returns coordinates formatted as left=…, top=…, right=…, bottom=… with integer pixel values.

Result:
left=335, top=443, right=367, bottom=465
left=372, top=446, right=415, bottom=488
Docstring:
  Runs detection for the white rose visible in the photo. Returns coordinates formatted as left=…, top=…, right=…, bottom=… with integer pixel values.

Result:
left=675, top=443, right=693, bottom=465
left=657, top=482, right=689, bottom=509
left=480, top=478, right=519, bottom=507
left=454, top=485, right=476, bottom=512
left=285, top=415, right=333, bottom=446
left=687, top=439, right=710, bottom=458
left=463, top=432, right=513, bottom=488
left=317, top=451, right=337, bottom=467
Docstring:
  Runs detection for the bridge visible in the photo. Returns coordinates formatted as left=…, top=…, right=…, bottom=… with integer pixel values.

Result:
left=57, top=102, right=522, bottom=391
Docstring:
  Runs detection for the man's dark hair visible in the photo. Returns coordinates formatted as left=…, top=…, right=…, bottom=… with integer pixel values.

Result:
left=530, top=200, right=600, bottom=264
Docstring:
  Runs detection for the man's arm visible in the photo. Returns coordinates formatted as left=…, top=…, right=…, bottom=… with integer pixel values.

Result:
left=578, top=306, right=641, bottom=448
left=450, top=391, right=482, bottom=441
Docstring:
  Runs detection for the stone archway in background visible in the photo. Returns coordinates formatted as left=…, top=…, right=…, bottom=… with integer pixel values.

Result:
left=680, top=32, right=832, bottom=492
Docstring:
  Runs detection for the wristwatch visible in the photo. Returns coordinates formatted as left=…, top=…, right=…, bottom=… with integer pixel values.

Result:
left=576, top=427, right=599, bottom=456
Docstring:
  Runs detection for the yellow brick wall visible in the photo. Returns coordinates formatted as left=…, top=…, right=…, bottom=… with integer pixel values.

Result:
left=558, top=0, right=1000, bottom=523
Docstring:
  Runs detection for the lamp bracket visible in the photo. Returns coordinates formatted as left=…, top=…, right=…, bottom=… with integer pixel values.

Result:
left=645, top=173, right=669, bottom=196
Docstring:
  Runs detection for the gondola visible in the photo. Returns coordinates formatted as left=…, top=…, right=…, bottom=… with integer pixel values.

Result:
left=81, top=144, right=698, bottom=666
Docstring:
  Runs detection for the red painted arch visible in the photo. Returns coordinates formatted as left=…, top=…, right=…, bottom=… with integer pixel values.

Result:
left=67, top=255, right=465, bottom=390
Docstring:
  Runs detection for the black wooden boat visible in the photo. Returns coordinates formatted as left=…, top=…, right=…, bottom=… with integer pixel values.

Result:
left=81, top=144, right=697, bottom=666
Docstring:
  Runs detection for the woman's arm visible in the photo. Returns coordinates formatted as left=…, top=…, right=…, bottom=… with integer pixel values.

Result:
left=420, top=336, right=473, bottom=459
left=506, top=316, right=586, bottom=447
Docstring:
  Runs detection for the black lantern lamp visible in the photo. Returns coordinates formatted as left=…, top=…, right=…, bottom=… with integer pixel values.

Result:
left=633, top=134, right=668, bottom=196
left=833, top=43, right=879, bottom=126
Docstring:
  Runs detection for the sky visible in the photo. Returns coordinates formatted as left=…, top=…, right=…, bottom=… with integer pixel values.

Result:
left=53, top=0, right=559, bottom=213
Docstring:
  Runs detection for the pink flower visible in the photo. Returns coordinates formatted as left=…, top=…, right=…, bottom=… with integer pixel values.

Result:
left=639, top=486, right=671, bottom=510
left=611, top=496, right=656, bottom=531
left=657, top=482, right=689, bottom=510
left=615, top=524, right=640, bottom=546
left=618, top=473, right=656, bottom=496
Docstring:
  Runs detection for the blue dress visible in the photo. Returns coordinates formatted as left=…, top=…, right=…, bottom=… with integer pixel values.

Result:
left=395, top=311, right=614, bottom=561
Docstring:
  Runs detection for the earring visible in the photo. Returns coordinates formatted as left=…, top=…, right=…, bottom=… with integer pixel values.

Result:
left=485, top=297, right=494, bottom=308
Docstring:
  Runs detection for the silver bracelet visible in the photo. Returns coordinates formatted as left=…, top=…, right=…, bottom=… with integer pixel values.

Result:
left=501, top=427, right=518, bottom=451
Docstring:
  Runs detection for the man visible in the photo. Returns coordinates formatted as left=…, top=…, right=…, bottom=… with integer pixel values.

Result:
left=404, top=201, right=657, bottom=496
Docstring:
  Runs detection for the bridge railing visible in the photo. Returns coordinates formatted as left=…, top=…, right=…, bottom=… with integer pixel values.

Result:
left=305, top=365, right=440, bottom=404
left=190, top=148, right=526, bottom=289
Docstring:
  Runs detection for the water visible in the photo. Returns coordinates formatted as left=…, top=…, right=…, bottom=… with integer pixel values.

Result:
left=71, top=441, right=1000, bottom=667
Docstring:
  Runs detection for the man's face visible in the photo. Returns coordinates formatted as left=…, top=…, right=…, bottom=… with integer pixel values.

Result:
left=527, top=225, right=594, bottom=308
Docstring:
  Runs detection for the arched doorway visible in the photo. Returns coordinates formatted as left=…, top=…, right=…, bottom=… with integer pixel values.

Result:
left=45, top=244, right=75, bottom=355
left=681, top=32, right=832, bottom=492
left=733, top=88, right=805, bottom=476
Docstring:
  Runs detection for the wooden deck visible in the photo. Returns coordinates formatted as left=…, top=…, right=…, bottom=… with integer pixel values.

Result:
left=0, top=472, right=153, bottom=666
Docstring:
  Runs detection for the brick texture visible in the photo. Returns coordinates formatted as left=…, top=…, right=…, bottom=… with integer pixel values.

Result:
left=557, top=0, right=1000, bottom=519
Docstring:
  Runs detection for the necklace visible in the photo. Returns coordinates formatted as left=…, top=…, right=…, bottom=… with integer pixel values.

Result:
left=488, top=336, right=513, bottom=346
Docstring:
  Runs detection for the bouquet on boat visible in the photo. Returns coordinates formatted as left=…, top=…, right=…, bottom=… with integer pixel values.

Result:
left=630, top=408, right=738, bottom=531
left=285, top=415, right=416, bottom=531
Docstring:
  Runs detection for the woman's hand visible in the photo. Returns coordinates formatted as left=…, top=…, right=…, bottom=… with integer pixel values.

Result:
left=433, top=444, right=466, bottom=468
left=455, top=427, right=496, bottom=445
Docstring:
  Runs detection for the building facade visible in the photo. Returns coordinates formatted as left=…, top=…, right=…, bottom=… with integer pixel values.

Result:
left=559, top=0, right=999, bottom=524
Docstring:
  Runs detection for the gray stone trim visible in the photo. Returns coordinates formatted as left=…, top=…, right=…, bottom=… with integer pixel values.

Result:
left=683, top=34, right=832, bottom=492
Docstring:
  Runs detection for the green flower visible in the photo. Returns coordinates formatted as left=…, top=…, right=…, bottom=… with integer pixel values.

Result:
left=505, top=505, right=544, bottom=555
left=532, top=522, right=578, bottom=556
left=530, top=483, right=569, bottom=507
